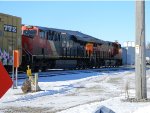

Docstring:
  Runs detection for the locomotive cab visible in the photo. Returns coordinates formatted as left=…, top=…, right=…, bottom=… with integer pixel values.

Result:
left=21, top=25, right=39, bottom=67
left=22, top=26, right=37, bottom=38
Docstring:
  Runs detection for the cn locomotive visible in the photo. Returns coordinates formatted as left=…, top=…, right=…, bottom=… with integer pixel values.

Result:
left=21, top=25, right=122, bottom=71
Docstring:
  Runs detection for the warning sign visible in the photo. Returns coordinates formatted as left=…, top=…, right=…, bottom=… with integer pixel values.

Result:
left=135, top=45, right=140, bottom=54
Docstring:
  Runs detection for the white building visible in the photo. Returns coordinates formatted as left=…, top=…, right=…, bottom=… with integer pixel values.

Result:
left=146, top=49, right=150, bottom=64
left=122, top=41, right=150, bottom=65
left=123, top=41, right=135, bottom=47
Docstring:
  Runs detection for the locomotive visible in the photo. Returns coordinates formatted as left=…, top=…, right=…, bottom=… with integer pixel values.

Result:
left=21, top=25, right=122, bottom=71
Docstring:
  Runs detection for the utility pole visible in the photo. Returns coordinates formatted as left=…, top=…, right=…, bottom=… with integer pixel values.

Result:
left=135, top=0, right=147, bottom=99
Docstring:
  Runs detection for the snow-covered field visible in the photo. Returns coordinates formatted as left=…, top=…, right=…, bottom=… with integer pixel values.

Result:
left=0, top=68, right=150, bottom=113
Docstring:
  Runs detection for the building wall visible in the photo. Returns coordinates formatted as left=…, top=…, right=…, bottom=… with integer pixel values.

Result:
left=122, top=42, right=150, bottom=65
left=121, top=48, right=127, bottom=65
left=146, top=49, right=150, bottom=57
left=123, top=41, right=135, bottom=47
left=146, top=49, right=150, bottom=64
left=122, top=47, right=135, bottom=65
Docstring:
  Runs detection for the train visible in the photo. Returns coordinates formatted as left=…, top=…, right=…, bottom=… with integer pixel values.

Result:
left=21, top=25, right=122, bottom=71
left=0, top=13, right=122, bottom=72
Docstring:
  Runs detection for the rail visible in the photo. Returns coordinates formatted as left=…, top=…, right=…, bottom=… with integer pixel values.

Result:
left=10, top=66, right=135, bottom=80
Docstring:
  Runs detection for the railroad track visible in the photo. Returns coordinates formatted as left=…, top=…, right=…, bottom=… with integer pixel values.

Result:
left=10, top=66, right=135, bottom=80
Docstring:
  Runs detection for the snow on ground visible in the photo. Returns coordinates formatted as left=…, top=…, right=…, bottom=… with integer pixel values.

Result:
left=0, top=68, right=150, bottom=113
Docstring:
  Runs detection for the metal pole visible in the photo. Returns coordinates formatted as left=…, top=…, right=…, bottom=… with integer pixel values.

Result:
left=135, top=0, right=147, bottom=99
left=15, top=67, right=18, bottom=88
left=12, top=51, right=15, bottom=89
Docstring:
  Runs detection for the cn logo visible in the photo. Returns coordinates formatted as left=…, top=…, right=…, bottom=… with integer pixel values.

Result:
left=0, top=61, right=13, bottom=99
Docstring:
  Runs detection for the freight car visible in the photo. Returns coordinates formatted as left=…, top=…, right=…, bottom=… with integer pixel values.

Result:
left=21, top=25, right=122, bottom=71
left=0, top=13, right=22, bottom=71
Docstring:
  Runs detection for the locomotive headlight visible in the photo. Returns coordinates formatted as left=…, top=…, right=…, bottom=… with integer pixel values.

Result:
left=26, top=26, right=33, bottom=29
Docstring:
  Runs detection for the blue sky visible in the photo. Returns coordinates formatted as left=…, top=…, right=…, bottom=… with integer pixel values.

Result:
left=0, top=1, right=150, bottom=45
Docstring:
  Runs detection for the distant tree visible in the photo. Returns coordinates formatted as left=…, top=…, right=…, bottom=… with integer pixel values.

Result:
left=146, top=42, right=150, bottom=49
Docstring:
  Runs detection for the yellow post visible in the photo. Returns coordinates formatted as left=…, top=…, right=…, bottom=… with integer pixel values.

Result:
left=26, top=65, right=34, bottom=90
left=26, top=65, right=32, bottom=77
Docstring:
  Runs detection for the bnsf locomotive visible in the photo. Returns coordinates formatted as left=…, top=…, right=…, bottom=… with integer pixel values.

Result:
left=21, top=25, right=122, bottom=71
left=0, top=13, right=122, bottom=72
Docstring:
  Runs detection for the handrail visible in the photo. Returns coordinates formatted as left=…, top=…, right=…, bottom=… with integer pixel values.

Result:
left=22, top=48, right=33, bottom=62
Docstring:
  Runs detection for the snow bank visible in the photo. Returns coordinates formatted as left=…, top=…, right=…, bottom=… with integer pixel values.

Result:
left=133, top=105, right=150, bottom=113
left=1, top=68, right=150, bottom=113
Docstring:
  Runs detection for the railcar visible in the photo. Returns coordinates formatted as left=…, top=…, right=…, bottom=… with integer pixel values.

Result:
left=0, top=13, right=22, bottom=71
left=21, top=25, right=122, bottom=71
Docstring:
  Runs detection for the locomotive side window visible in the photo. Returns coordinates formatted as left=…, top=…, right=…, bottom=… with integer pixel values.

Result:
left=70, top=35, right=77, bottom=42
left=23, top=30, right=36, bottom=38
left=54, top=33, right=58, bottom=41
left=53, top=32, right=60, bottom=41
left=69, top=40, right=73, bottom=48
left=48, top=31, right=53, bottom=40
left=62, top=35, right=67, bottom=47
left=58, top=33, right=61, bottom=41
left=47, top=31, right=61, bottom=41
left=39, top=30, right=45, bottom=39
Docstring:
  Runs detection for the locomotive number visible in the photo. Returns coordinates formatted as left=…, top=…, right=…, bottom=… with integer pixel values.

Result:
left=4, top=24, right=17, bottom=33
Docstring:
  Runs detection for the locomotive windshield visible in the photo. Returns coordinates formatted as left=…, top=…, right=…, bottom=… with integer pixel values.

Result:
left=23, top=30, right=37, bottom=38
